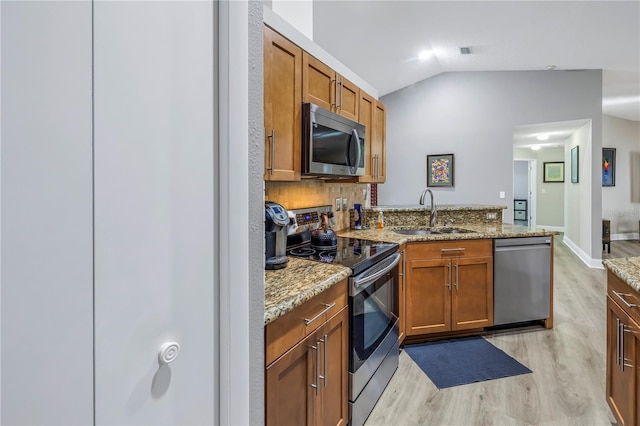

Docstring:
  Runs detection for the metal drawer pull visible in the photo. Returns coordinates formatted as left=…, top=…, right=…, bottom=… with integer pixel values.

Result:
left=311, top=343, right=319, bottom=395
left=455, top=263, right=459, bottom=290
left=441, top=248, right=465, bottom=254
left=321, top=334, right=328, bottom=387
left=447, top=263, right=452, bottom=291
left=612, top=290, right=638, bottom=308
left=304, top=303, right=336, bottom=325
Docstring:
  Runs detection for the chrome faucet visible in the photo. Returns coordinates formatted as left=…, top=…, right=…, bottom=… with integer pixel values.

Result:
left=419, top=188, right=437, bottom=227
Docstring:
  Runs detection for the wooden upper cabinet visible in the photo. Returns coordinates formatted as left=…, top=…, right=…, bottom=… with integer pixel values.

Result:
left=357, top=92, right=386, bottom=183
left=264, top=26, right=302, bottom=181
left=372, top=100, right=386, bottom=182
left=303, top=52, right=334, bottom=112
left=302, top=52, right=359, bottom=121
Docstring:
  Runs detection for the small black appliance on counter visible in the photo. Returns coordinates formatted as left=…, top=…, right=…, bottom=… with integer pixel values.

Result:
left=264, top=201, right=289, bottom=270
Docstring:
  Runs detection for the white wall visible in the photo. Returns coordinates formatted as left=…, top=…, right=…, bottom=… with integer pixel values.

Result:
left=380, top=70, right=603, bottom=261
left=602, top=114, right=640, bottom=239
left=536, top=147, right=565, bottom=227
left=1, top=2, right=94, bottom=423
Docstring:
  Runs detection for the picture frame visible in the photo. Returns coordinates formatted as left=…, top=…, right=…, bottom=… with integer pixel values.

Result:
left=427, top=154, right=454, bottom=187
left=543, top=161, right=564, bottom=183
left=571, top=146, right=579, bottom=183
left=602, top=147, right=616, bottom=187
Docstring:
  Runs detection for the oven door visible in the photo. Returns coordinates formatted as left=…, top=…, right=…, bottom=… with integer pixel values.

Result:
left=349, top=252, right=400, bottom=377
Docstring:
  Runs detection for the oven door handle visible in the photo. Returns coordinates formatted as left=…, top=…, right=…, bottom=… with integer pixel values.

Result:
left=352, top=253, right=401, bottom=289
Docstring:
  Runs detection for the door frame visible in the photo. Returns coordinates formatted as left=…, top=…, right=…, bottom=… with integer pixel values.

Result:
left=514, top=158, right=537, bottom=227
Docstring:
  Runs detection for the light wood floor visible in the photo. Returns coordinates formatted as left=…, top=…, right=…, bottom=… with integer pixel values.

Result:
left=366, top=237, right=640, bottom=426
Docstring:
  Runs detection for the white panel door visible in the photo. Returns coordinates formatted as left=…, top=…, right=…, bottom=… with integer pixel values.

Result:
left=1, top=2, right=93, bottom=424
left=93, top=2, right=216, bottom=424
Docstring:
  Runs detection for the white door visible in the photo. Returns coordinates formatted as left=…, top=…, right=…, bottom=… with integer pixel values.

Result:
left=93, top=2, right=216, bottom=424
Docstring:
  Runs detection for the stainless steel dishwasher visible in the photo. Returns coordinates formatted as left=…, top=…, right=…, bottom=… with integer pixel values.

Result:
left=493, top=236, right=551, bottom=326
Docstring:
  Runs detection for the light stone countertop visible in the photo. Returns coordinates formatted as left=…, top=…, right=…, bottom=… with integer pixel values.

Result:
left=264, top=257, right=351, bottom=325
left=603, top=257, right=640, bottom=293
left=337, top=223, right=558, bottom=244
left=264, top=223, right=559, bottom=326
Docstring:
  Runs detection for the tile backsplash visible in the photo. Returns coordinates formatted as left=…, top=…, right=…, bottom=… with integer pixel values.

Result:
left=265, top=181, right=369, bottom=231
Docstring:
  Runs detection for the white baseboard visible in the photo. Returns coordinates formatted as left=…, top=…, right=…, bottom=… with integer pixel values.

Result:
left=562, top=236, right=604, bottom=269
left=612, top=233, right=640, bottom=241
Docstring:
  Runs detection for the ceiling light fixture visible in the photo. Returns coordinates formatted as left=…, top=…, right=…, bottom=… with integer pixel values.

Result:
left=531, top=145, right=541, bottom=151
left=536, top=134, right=550, bottom=141
left=418, top=50, right=432, bottom=61
left=546, top=65, right=557, bottom=70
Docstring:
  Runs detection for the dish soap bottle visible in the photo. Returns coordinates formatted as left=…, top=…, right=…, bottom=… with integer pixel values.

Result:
left=377, top=211, right=385, bottom=229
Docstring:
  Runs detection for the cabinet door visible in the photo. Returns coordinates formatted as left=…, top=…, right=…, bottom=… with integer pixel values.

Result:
left=336, top=74, right=359, bottom=121
left=406, top=259, right=450, bottom=335
left=317, top=307, right=349, bottom=426
left=372, top=100, right=386, bottom=182
left=451, top=256, right=493, bottom=330
left=303, top=52, right=335, bottom=111
left=357, top=91, right=376, bottom=182
left=606, top=297, right=635, bottom=425
left=266, top=331, right=317, bottom=426
left=264, top=26, right=302, bottom=181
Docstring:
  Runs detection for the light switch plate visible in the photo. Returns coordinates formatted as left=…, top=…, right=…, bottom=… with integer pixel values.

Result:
left=499, top=191, right=506, bottom=199
left=335, top=198, right=341, bottom=211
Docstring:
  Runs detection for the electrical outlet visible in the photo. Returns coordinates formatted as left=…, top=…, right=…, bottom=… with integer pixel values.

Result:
left=335, top=198, right=341, bottom=211
left=487, top=212, right=497, bottom=220
left=342, top=197, right=348, bottom=210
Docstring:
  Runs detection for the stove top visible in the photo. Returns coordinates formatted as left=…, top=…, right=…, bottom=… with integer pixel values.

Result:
left=287, top=235, right=398, bottom=275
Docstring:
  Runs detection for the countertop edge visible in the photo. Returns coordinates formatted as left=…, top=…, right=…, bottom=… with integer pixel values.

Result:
left=603, top=258, right=640, bottom=293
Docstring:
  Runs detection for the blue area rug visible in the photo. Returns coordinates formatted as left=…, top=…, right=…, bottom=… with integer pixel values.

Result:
left=403, top=337, right=532, bottom=389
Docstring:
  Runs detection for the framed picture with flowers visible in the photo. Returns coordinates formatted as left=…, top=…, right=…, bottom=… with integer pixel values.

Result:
left=427, top=154, right=454, bottom=187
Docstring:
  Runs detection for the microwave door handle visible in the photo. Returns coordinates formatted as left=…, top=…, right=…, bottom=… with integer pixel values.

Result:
left=350, top=128, right=361, bottom=174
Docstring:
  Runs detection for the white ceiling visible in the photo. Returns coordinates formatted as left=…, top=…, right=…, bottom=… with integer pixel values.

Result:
left=513, top=119, right=590, bottom=150
left=312, top=0, right=640, bottom=122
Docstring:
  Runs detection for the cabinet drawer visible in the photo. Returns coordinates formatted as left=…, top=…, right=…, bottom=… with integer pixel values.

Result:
left=266, top=279, right=347, bottom=366
left=514, top=210, right=527, bottom=221
left=608, top=271, right=640, bottom=326
left=406, top=239, right=492, bottom=260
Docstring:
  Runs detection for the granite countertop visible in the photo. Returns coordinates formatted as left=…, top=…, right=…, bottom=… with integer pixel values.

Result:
left=264, top=223, right=559, bottom=325
left=264, top=257, right=351, bottom=325
left=603, top=257, right=640, bottom=293
left=369, top=204, right=508, bottom=212
left=337, top=223, right=559, bottom=244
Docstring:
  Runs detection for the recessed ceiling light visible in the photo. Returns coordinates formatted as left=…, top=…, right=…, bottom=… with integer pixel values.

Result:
left=546, top=65, right=557, bottom=70
left=531, top=145, right=541, bottom=151
left=536, top=134, right=550, bottom=141
left=418, top=50, right=432, bottom=61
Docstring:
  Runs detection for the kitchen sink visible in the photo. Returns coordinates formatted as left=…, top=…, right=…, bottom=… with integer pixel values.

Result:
left=393, top=229, right=441, bottom=235
left=436, top=228, right=475, bottom=234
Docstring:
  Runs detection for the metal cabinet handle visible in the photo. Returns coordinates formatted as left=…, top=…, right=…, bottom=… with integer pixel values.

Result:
left=455, top=263, right=459, bottom=290
left=311, top=343, right=319, bottom=395
left=616, top=318, right=621, bottom=367
left=267, top=129, right=275, bottom=175
left=623, top=325, right=633, bottom=369
left=322, top=334, right=328, bottom=387
left=339, top=78, right=343, bottom=110
left=304, top=303, right=336, bottom=325
left=331, top=78, right=338, bottom=108
left=447, top=262, right=452, bottom=291
left=374, top=154, right=379, bottom=179
left=613, top=290, right=638, bottom=308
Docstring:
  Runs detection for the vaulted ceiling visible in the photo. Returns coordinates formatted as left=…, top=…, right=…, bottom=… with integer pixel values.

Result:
left=312, top=1, right=640, bottom=122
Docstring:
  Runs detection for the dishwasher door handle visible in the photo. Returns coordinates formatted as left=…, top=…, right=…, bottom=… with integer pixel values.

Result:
left=494, top=244, right=550, bottom=253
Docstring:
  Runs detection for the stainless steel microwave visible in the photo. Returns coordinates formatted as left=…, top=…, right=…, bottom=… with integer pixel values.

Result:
left=302, top=103, right=365, bottom=178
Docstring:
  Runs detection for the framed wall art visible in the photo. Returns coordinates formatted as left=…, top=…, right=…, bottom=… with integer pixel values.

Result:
left=543, top=161, right=564, bottom=183
left=571, top=146, right=579, bottom=183
left=427, top=154, right=454, bottom=187
left=602, top=147, right=616, bottom=187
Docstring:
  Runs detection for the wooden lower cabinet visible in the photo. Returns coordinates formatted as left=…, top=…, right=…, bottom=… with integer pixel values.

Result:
left=266, top=306, right=349, bottom=426
left=606, top=271, right=640, bottom=425
left=405, top=240, right=493, bottom=337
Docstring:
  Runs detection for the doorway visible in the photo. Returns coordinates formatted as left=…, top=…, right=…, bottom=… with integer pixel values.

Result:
left=513, top=159, right=536, bottom=227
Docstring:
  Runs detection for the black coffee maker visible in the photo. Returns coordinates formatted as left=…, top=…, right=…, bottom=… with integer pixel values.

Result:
left=265, top=201, right=289, bottom=270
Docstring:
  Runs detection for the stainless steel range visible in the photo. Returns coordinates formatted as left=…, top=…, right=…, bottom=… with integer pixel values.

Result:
left=286, top=206, right=400, bottom=426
